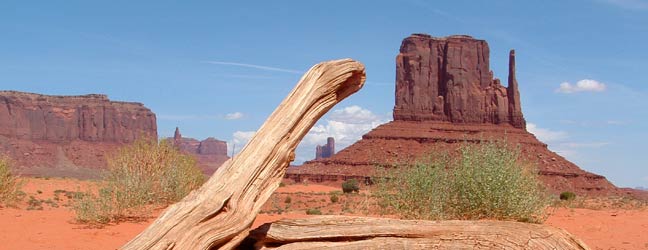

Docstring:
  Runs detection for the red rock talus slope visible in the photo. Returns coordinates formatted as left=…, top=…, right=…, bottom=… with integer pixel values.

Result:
left=0, top=91, right=157, bottom=178
left=171, top=127, right=229, bottom=175
left=288, top=34, right=618, bottom=195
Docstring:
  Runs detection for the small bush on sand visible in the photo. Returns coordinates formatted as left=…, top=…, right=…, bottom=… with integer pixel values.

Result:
left=329, top=193, right=339, bottom=203
left=342, top=179, right=360, bottom=193
left=0, top=156, right=24, bottom=207
left=375, top=142, right=550, bottom=223
left=306, top=208, right=322, bottom=215
left=73, top=139, right=205, bottom=224
left=26, top=196, right=44, bottom=210
left=559, top=191, right=576, bottom=201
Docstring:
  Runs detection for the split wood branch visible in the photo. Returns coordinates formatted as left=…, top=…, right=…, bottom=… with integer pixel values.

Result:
left=122, top=59, right=366, bottom=250
left=244, top=216, right=590, bottom=250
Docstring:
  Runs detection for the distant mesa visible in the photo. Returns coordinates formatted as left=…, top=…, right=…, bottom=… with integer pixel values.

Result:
left=287, top=34, right=620, bottom=196
left=0, top=90, right=156, bottom=178
left=314, top=137, right=335, bottom=160
left=0, top=89, right=230, bottom=178
left=170, top=127, right=229, bottom=175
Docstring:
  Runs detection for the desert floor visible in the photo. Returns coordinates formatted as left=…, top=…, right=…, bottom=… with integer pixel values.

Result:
left=1, top=178, right=646, bottom=250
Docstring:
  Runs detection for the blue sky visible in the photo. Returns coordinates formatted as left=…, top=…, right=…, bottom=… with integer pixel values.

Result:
left=1, top=0, right=647, bottom=188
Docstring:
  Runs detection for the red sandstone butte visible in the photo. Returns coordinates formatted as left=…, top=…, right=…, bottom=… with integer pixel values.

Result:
left=315, top=137, right=335, bottom=160
left=394, top=34, right=525, bottom=128
left=171, top=127, right=229, bottom=175
left=0, top=91, right=157, bottom=178
left=288, top=34, right=620, bottom=196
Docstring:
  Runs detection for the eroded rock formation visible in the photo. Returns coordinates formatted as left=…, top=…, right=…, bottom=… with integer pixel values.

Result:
left=288, top=34, right=619, bottom=195
left=171, top=127, right=229, bottom=174
left=315, top=137, right=335, bottom=160
left=0, top=91, right=157, bottom=178
left=394, top=34, right=525, bottom=128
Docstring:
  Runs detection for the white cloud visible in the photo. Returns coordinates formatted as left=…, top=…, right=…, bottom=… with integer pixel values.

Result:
left=224, top=112, right=244, bottom=120
left=225, top=106, right=389, bottom=159
left=556, top=79, right=607, bottom=93
left=205, top=61, right=302, bottom=74
left=527, top=122, right=611, bottom=159
left=300, top=105, right=390, bottom=158
left=328, top=105, right=383, bottom=124
left=552, top=142, right=610, bottom=159
left=526, top=123, right=569, bottom=143
left=227, top=131, right=256, bottom=155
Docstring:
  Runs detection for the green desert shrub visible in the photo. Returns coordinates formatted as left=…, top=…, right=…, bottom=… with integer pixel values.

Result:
left=342, top=179, right=360, bottom=193
left=0, top=156, right=24, bottom=207
left=559, top=191, right=576, bottom=201
left=329, top=193, right=339, bottom=203
left=375, top=142, right=550, bottom=223
left=306, top=208, right=322, bottom=215
left=73, top=139, right=205, bottom=224
left=26, top=196, right=44, bottom=210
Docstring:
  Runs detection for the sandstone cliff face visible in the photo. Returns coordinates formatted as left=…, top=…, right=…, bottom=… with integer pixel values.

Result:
left=288, top=34, right=619, bottom=196
left=171, top=127, right=229, bottom=174
left=0, top=91, right=157, bottom=178
left=0, top=91, right=156, bottom=142
left=393, top=34, right=525, bottom=128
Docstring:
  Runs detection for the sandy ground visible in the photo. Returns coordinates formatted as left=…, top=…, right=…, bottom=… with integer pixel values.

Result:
left=546, top=207, right=648, bottom=250
left=1, top=178, right=647, bottom=250
left=0, top=178, right=153, bottom=250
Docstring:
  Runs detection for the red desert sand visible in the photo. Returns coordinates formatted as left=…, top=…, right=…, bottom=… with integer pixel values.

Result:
left=0, top=178, right=646, bottom=250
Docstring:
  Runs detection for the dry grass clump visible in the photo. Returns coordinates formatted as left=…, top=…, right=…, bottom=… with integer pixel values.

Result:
left=73, top=139, right=205, bottom=224
left=375, top=142, right=550, bottom=223
left=341, top=179, right=360, bottom=193
left=306, top=208, right=322, bottom=215
left=560, top=191, right=577, bottom=201
left=0, top=156, right=24, bottom=207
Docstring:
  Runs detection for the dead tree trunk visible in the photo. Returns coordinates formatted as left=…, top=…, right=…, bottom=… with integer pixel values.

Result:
left=122, top=59, right=366, bottom=250
left=244, top=216, right=590, bottom=250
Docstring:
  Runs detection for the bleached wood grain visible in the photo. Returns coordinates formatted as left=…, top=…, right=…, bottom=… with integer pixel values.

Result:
left=122, top=59, right=366, bottom=250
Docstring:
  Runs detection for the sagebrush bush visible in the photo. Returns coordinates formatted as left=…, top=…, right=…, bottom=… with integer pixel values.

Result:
left=560, top=191, right=576, bottom=201
left=306, top=208, right=322, bottom=215
left=342, top=179, right=360, bottom=193
left=73, top=139, right=205, bottom=224
left=329, top=193, right=339, bottom=203
left=0, top=156, right=24, bottom=207
left=375, top=142, right=550, bottom=223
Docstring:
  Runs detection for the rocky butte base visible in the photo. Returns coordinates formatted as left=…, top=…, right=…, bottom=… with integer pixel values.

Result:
left=288, top=34, right=620, bottom=196
left=0, top=91, right=157, bottom=178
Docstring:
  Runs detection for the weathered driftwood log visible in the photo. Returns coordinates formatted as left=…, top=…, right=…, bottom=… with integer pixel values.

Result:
left=243, top=216, right=590, bottom=250
left=122, top=59, right=366, bottom=250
